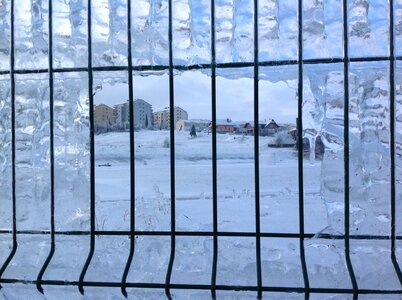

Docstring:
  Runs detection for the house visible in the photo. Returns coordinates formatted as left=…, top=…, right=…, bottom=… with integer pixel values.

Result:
left=234, top=122, right=254, bottom=135
left=209, top=119, right=236, bottom=133
left=261, top=119, right=280, bottom=136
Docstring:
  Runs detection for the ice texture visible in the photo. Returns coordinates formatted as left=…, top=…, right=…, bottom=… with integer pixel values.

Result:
left=6, top=0, right=393, bottom=70
left=397, top=63, right=402, bottom=236
left=14, top=0, right=49, bottom=70
left=0, top=76, right=12, bottom=231
left=348, top=0, right=389, bottom=58
left=305, top=239, right=351, bottom=289
left=0, top=1, right=400, bottom=298
left=303, top=0, right=343, bottom=59
left=259, top=0, right=298, bottom=61
left=53, top=72, right=90, bottom=231
left=53, top=0, right=88, bottom=68
left=0, top=76, right=12, bottom=267
left=348, top=63, right=390, bottom=236
left=302, top=63, right=394, bottom=237
left=92, top=0, right=128, bottom=67
left=349, top=0, right=370, bottom=38
left=2, top=235, right=50, bottom=281
left=15, top=74, right=51, bottom=231
left=0, top=0, right=10, bottom=70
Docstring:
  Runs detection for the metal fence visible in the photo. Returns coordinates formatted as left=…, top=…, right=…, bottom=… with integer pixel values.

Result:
left=0, top=0, right=401, bottom=299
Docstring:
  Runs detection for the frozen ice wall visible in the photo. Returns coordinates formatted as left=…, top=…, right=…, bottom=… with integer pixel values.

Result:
left=302, top=63, right=392, bottom=236
left=0, top=0, right=400, bottom=297
left=1, top=0, right=387, bottom=69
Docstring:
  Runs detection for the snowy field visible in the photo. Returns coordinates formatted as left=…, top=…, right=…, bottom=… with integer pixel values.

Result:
left=0, top=131, right=401, bottom=300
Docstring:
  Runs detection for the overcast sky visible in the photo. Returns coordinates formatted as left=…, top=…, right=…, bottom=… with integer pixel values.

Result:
left=95, top=71, right=298, bottom=124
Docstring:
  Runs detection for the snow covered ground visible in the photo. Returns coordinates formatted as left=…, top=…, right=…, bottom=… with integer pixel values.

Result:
left=0, top=130, right=401, bottom=299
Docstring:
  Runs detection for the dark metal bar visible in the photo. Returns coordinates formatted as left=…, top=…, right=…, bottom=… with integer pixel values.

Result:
left=36, top=0, right=56, bottom=293
left=0, top=0, right=17, bottom=287
left=389, top=0, right=402, bottom=285
left=1, top=277, right=402, bottom=295
left=253, top=0, right=262, bottom=298
left=0, top=229, right=401, bottom=240
left=343, top=0, right=359, bottom=298
left=165, top=0, right=176, bottom=297
left=210, top=0, right=218, bottom=298
left=121, top=0, right=136, bottom=297
left=2, top=55, right=402, bottom=76
left=78, top=0, right=96, bottom=294
left=297, top=1, right=310, bottom=298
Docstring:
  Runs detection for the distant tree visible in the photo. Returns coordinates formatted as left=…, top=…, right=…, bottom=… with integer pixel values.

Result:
left=145, top=114, right=149, bottom=128
left=190, top=124, right=197, bottom=137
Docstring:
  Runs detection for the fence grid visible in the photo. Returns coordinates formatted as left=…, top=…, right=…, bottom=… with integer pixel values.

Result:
left=0, top=0, right=401, bottom=299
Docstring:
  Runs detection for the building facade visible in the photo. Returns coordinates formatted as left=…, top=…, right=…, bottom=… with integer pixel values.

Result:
left=94, top=104, right=115, bottom=132
left=114, top=102, right=129, bottom=130
left=153, top=106, right=188, bottom=129
left=209, top=119, right=236, bottom=133
left=134, top=99, right=153, bottom=129
left=113, top=99, right=153, bottom=130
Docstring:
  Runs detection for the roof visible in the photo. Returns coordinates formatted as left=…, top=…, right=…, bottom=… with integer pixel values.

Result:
left=179, top=119, right=210, bottom=124
left=215, top=119, right=235, bottom=126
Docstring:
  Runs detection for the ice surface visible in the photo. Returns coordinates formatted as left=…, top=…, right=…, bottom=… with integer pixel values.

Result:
left=348, top=0, right=389, bottom=58
left=6, top=0, right=393, bottom=71
left=92, top=0, right=128, bottom=67
left=53, top=0, right=88, bottom=68
left=303, top=0, right=343, bottom=59
left=0, top=76, right=12, bottom=231
left=2, top=234, right=50, bottom=281
left=14, top=0, right=49, bottom=70
left=349, top=63, right=391, bottom=236
left=53, top=72, right=90, bottom=231
left=15, top=74, right=51, bottom=231
left=305, top=239, right=351, bottom=289
left=0, top=0, right=10, bottom=70
left=1, top=1, right=401, bottom=298
left=397, top=63, right=402, bottom=236
left=301, top=62, right=395, bottom=236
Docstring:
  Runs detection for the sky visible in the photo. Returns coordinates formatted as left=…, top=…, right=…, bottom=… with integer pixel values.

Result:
left=95, top=71, right=298, bottom=124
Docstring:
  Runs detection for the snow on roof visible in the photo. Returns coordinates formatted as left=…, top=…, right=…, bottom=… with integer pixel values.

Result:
left=179, top=119, right=210, bottom=124
left=215, top=119, right=235, bottom=126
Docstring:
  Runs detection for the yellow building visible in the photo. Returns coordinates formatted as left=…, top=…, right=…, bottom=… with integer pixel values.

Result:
left=94, top=104, right=115, bottom=132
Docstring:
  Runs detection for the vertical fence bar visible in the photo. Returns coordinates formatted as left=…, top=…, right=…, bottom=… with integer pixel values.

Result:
left=121, top=0, right=136, bottom=297
left=0, top=0, right=17, bottom=286
left=78, top=0, right=95, bottom=294
left=297, top=0, right=310, bottom=298
left=210, top=0, right=218, bottom=298
left=165, top=0, right=176, bottom=297
left=342, top=0, right=359, bottom=298
left=389, top=0, right=402, bottom=285
left=36, top=0, right=56, bottom=292
left=253, top=0, right=262, bottom=298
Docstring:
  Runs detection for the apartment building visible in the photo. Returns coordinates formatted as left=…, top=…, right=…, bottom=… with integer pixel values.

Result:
left=114, top=99, right=153, bottom=129
left=153, top=106, right=188, bottom=129
left=94, top=104, right=115, bottom=132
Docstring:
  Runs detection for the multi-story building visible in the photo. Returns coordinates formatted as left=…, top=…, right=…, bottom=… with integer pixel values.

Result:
left=114, top=99, right=153, bottom=130
left=134, top=99, right=153, bottom=129
left=114, top=102, right=129, bottom=130
left=153, top=106, right=188, bottom=129
left=94, top=104, right=115, bottom=132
